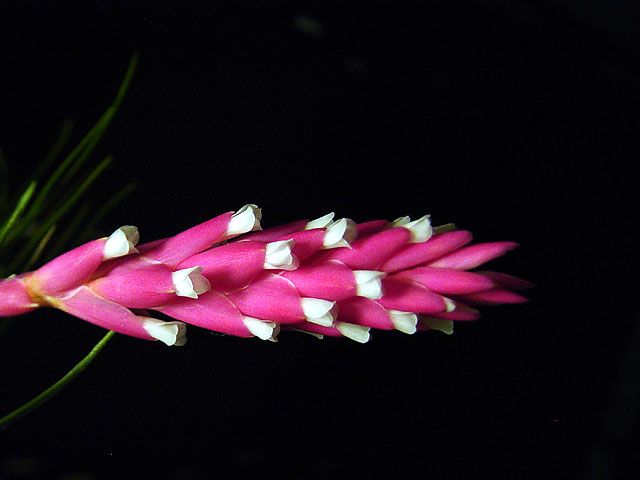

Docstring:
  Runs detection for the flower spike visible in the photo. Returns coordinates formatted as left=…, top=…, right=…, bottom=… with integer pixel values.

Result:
left=1, top=207, right=529, bottom=345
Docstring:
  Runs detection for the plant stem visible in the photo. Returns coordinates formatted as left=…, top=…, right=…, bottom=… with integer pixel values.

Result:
left=0, top=330, right=116, bottom=430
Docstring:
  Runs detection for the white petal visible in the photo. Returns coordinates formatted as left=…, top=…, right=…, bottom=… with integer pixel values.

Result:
left=305, top=212, right=335, bottom=230
left=119, top=225, right=140, bottom=245
left=443, top=297, right=456, bottom=313
left=341, top=219, right=358, bottom=243
left=354, top=270, right=384, bottom=299
left=264, top=239, right=298, bottom=270
left=390, top=216, right=411, bottom=227
left=142, top=318, right=187, bottom=346
left=103, top=226, right=139, bottom=259
left=336, top=322, right=371, bottom=343
left=301, top=298, right=336, bottom=327
left=388, top=310, right=418, bottom=334
left=402, top=215, right=432, bottom=243
left=433, top=223, right=457, bottom=234
left=268, top=324, right=281, bottom=342
left=306, top=314, right=333, bottom=327
left=242, top=316, right=277, bottom=340
left=191, top=274, right=212, bottom=295
left=420, top=317, right=454, bottom=335
left=172, top=266, right=211, bottom=298
left=301, top=297, right=335, bottom=318
left=227, top=204, right=262, bottom=235
left=323, top=218, right=357, bottom=248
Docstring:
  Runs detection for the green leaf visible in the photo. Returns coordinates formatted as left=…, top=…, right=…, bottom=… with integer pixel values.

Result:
left=47, top=204, right=90, bottom=258
left=0, top=181, right=37, bottom=248
left=5, top=53, right=139, bottom=246
left=10, top=155, right=112, bottom=272
left=31, top=118, right=75, bottom=182
left=26, top=225, right=57, bottom=269
left=79, top=181, right=137, bottom=240
left=0, top=150, right=9, bottom=215
left=0, top=330, right=116, bottom=430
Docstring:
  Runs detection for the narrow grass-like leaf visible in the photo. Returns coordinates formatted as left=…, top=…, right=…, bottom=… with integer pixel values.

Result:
left=44, top=155, right=113, bottom=231
left=0, top=150, right=9, bottom=214
left=0, top=330, right=116, bottom=430
left=2, top=121, right=74, bottom=238
left=12, top=53, right=138, bottom=242
left=31, top=119, right=75, bottom=182
left=78, top=182, right=137, bottom=241
left=9, top=156, right=112, bottom=272
left=48, top=204, right=90, bottom=258
left=0, top=181, right=37, bottom=248
left=26, top=225, right=57, bottom=269
left=22, top=110, right=113, bottom=230
left=57, top=109, right=114, bottom=190
left=112, top=52, right=139, bottom=110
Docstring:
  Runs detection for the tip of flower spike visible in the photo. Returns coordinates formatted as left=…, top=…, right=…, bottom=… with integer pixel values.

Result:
left=305, top=212, right=335, bottom=230
left=103, top=226, right=139, bottom=259
left=323, top=218, right=357, bottom=249
left=172, top=266, right=211, bottom=298
left=476, top=271, right=536, bottom=290
left=388, top=310, right=418, bottom=334
left=401, top=215, right=432, bottom=243
left=354, top=270, right=384, bottom=299
left=336, top=322, right=371, bottom=343
left=142, top=318, right=188, bottom=346
left=242, top=316, right=278, bottom=341
left=301, top=297, right=336, bottom=327
left=420, top=317, right=454, bottom=335
left=228, top=204, right=262, bottom=235
left=264, top=240, right=299, bottom=270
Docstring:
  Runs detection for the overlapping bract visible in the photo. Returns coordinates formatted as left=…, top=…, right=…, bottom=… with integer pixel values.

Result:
left=0, top=205, right=531, bottom=346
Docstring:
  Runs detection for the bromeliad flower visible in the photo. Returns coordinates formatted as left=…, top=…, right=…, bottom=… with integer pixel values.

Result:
left=0, top=204, right=532, bottom=346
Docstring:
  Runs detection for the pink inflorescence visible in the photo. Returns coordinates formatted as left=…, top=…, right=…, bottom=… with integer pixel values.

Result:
left=0, top=205, right=532, bottom=346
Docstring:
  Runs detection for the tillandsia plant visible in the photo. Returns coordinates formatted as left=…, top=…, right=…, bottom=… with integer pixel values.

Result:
left=0, top=53, right=532, bottom=429
left=1, top=207, right=532, bottom=347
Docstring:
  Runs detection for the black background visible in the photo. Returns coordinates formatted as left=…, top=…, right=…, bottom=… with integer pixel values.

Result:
left=0, top=1, right=637, bottom=479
